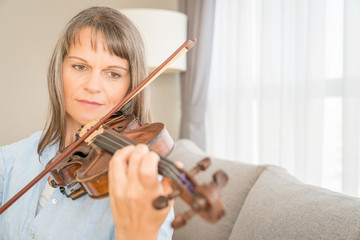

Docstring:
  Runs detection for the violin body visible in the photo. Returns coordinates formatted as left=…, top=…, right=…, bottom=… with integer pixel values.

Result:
left=47, top=114, right=174, bottom=199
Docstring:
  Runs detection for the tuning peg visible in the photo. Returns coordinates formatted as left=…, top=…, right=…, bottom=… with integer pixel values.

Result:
left=189, top=157, right=211, bottom=176
left=171, top=208, right=196, bottom=229
left=153, top=189, right=181, bottom=209
left=212, top=170, right=228, bottom=188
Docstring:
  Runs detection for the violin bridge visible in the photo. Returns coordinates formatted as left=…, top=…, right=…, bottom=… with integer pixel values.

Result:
left=76, top=119, right=105, bottom=145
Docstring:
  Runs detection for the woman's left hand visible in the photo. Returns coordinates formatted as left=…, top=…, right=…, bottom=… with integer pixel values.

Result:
left=108, top=144, right=173, bottom=240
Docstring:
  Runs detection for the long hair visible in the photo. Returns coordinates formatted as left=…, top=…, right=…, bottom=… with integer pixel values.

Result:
left=38, top=6, right=150, bottom=156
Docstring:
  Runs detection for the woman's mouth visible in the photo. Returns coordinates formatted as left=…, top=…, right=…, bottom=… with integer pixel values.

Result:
left=77, top=99, right=103, bottom=108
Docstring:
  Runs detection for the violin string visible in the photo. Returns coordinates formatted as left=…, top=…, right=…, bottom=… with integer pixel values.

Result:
left=93, top=131, right=195, bottom=191
left=97, top=132, right=181, bottom=183
left=97, top=128, right=183, bottom=178
left=158, top=162, right=182, bottom=184
left=94, top=133, right=182, bottom=184
left=94, top=135, right=127, bottom=153
left=92, top=130, right=183, bottom=183
left=94, top=128, right=184, bottom=182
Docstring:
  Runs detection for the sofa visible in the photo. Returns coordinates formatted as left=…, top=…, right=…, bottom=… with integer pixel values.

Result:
left=168, top=139, right=360, bottom=240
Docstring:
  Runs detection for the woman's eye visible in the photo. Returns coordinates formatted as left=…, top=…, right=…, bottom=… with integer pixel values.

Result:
left=73, top=64, right=87, bottom=71
left=107, top=71, right=121, bottom=79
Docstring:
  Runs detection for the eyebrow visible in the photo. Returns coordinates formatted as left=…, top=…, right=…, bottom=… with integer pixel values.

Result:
left=107, top=65, right=128, bottom=72
left=67, top=56, right=128, bottom=71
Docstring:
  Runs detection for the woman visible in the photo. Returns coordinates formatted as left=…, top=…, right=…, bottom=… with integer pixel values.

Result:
left=0, top=6, right=174, bottom=240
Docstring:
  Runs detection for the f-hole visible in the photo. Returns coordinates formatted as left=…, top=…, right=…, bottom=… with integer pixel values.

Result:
left=113, top=126, right=124, bottom=133
left=68, top=151, right=89, bottom=163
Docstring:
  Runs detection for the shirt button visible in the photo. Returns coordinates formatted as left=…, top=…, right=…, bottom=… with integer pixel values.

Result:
left=30, top=233, right=35, bottom=239
left=52, top=198, right=57, bottom=204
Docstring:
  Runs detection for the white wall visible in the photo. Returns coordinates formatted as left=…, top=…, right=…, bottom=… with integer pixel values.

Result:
left=0, top=0, right=182, bottom=146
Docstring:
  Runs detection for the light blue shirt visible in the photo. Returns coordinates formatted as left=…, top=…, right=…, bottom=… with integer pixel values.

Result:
left=0, top=131, right=174, bottom=240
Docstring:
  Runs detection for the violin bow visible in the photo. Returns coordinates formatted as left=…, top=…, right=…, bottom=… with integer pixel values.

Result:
left=0, top=39, right=196, bottom=215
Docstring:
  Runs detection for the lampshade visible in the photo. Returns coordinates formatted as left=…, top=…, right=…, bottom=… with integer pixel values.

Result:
left=119, top=8, right=187, bottom=73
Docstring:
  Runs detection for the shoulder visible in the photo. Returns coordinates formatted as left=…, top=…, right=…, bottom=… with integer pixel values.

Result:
left=1, top=131, right=42, bottom=152
left=0, top=131, right=43, bottom=163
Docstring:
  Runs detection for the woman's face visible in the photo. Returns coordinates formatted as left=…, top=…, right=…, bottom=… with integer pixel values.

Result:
left=62, top=27, right=131, bottom=132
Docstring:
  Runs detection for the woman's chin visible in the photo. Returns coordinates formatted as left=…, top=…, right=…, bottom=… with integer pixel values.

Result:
left=66, top=112, right=108, bottom=132
left=79, top=117, right=100, bottom=126
left=78, top=113, right=108, bottom=126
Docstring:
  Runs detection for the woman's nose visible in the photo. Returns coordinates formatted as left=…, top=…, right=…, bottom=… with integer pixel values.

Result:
left=83, top=72, right=102, bottom=93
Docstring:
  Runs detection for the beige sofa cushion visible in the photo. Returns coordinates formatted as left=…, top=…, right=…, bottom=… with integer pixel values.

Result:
left=229, top=166, right=360, bottom=240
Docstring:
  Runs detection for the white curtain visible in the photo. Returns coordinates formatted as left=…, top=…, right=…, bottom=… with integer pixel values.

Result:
left=206, top=0, right=360, bottom=197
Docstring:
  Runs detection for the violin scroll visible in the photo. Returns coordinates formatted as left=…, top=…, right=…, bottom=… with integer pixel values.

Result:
left=153, top=157, right=228, bottom=229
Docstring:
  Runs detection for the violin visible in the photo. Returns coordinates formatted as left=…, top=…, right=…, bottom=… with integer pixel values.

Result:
left=0, top=39, right=228, bottom=228
left=49, top=114, right=228, bottom=228
left=48, top=114, right=174, bottom=200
